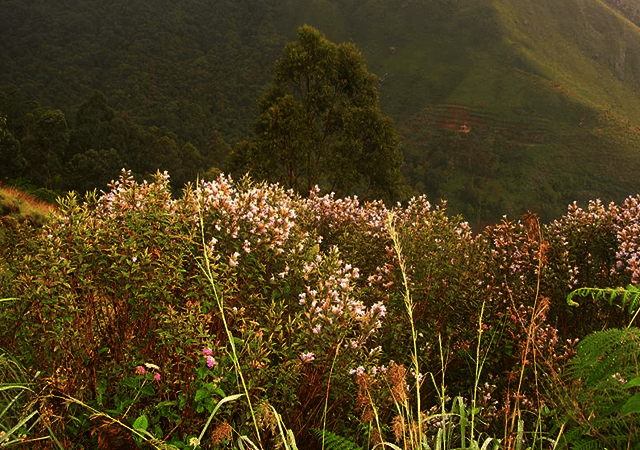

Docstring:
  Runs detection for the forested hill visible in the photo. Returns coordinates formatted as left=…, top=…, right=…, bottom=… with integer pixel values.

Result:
left=3, top=0, right=640, bottom=225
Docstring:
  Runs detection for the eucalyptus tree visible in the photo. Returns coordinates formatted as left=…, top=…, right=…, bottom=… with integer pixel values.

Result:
left=229, top=25, right=404, bottom=201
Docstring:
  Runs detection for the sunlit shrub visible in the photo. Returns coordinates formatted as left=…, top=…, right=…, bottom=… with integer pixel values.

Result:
left=4, top=171, right=640, bottom=448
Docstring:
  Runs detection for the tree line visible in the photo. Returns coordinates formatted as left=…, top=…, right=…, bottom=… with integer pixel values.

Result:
left=0, top=86, right=222, bottom=195
left=1, top=27, right=405, bottom=203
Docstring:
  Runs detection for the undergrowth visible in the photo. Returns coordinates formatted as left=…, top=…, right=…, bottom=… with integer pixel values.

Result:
left=1, top=172, right=640, bottom=448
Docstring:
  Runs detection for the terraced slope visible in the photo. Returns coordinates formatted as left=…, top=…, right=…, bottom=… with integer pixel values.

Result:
left=357, top=0, right=640, bottom=225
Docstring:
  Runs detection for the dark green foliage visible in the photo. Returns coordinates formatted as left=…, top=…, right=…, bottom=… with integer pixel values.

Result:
left=0, top=115, right=26, bottom=182
left=228, top=25, right=405, bottom=202
left=0, top=86, right=217, bottom=194
left=63, top=91, right=212, bottom=192
left=20, top=109, right=70, bottom=190
left=558, top=328, right=640, bottom=449
left=5, top=1, right=640, bottom=221
left=311, top=428, right=363, bottom=450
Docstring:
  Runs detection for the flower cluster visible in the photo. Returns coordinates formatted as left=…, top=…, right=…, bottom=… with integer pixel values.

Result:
left=202, top=347, right=217, bottom=368
left=298, top=247, right=385, bottom=349
left=613, top=195, right=640, bottom=285
left=483, top=218, right=545, bottom=300
left=195, top=176, right=298, bottom=258
left=93, top=170, right=182, bottom=222
left=136, top=363, right=161, bottom=381
left=299, top=352, right=315, bottom=363
left=302, top=187, right=389, bottom=239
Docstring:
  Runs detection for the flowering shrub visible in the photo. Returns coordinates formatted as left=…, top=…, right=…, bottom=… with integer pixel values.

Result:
left=3, top=171, right=640, bottom=448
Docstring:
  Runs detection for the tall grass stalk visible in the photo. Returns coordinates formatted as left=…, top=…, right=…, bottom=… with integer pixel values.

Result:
left=470, top=300, right=499, bottom=447
left=197, top=201, right=264, bottom=448
left=385, top=213, right=499, bottom=450
left=387, top=212, right=424, bottom=449
left=320, top=342, right=342, bottom=450
left=0, top=351, right=65, bottom=449
left=506, top=216, right=546, bottom=450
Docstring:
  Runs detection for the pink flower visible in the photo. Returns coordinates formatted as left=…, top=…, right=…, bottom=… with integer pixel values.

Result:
left=154, top=372, right=161, bottom=381
left=202, top=348, right=213, bottom=356
left=299, top=352, right=315, bottom=362
left=206, top=356, right=216, bottom=368
left=135, top=366, right=146, bottom=375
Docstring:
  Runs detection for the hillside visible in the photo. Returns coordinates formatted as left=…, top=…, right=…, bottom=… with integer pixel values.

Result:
left=2, top=0, right=640, bottom=224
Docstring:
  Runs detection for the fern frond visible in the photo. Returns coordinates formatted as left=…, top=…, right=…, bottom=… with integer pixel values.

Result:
left=560, top=328, right=640, bottom=449
left=310, top=428, right=363, bottom=450
left=567, top=285, right=640, bottom=318
left=567, top=327, right=640, bottom=386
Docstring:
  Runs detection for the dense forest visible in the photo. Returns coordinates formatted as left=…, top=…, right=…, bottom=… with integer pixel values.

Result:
left=3, top=0, right=640, bottom=225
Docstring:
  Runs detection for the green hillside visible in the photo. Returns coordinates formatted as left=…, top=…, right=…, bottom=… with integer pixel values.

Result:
left=330, top=0, right=640, bottom=224
left=2, top=0, right=640, bottom=225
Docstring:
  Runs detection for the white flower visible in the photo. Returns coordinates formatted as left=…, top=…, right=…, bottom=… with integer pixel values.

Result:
left=299, top=352, right=315, bottom=362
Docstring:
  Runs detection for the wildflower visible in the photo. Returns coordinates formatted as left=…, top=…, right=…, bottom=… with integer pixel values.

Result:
left=154, top=372, right=161, bottom=381
left=371, top=302, right=386, bottom=317
left=300, top=352, right=315, bottom=362
left=144, top=363, right=160, bottom=370
left=206, top=356, right=216, bottom=368
left=189, top=437, right=200, bottom=447
left=612, top=372, right=627, bottom=384
left=135, top=365, right=146, bottom=375
left=411, top=369, right=424, bottom=384
left=202, top=348, right=213, bottom=356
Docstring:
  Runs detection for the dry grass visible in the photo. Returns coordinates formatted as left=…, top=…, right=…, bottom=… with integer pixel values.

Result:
left=0, top=183, right=57, bottom=227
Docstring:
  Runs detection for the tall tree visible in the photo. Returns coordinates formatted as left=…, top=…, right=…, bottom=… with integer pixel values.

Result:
left=21, top=109, right=69, bottom=190
left=228, top=25, right=404, bottom=201
left=0, top=114, right=26, bottom=182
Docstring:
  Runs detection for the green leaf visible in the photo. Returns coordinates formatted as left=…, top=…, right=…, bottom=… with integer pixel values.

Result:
left=622, top=393, right=640, bottom=414
left=195, top=388, right=209, bottom=403
left=215, top=387, right=226, bottom=397
left=625, top=376, right=640, bottom=388
left=155, top=400, right=177, bottom=409
left=140, top=384, right=155, bottom=396
left=133, top=414, right=148, bottom=431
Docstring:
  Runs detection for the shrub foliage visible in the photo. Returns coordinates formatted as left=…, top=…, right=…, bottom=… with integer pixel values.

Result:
left=2, top=171, right=640, bottom=448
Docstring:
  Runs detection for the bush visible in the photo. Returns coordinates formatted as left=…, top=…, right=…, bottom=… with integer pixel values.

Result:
left=3, top=170, right=640, bottom=448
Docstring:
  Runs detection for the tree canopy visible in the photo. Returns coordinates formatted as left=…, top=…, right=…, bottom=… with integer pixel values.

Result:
left=0, top=86, right=219, bottom=194
left=228, top=25, right=405, bottom=202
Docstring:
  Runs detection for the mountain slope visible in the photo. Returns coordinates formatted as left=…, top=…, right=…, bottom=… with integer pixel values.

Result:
left=332, top=0, right=640, bottom=224
left=2, top=0, right=640, bottom=224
